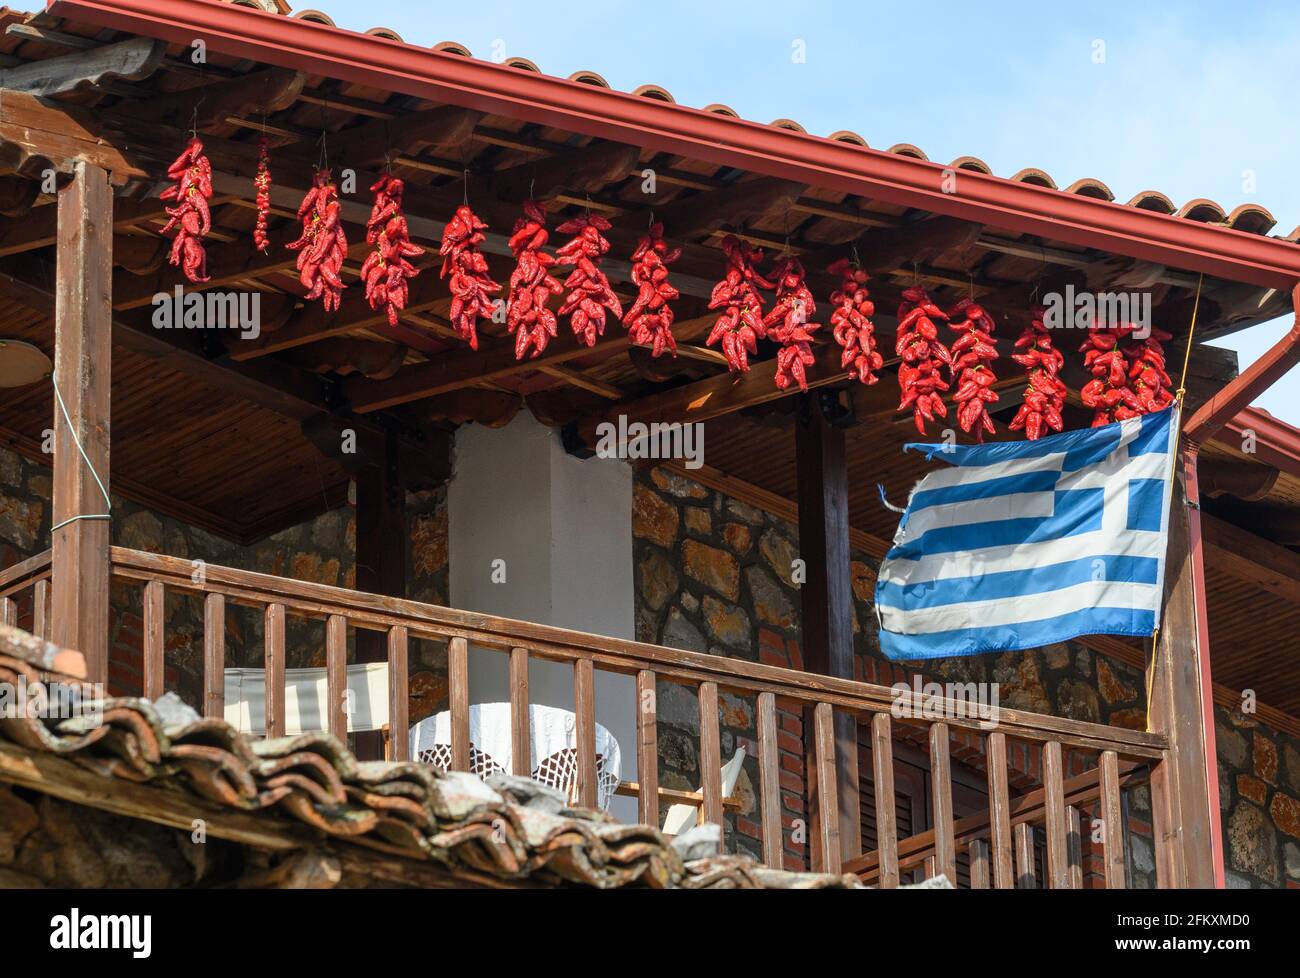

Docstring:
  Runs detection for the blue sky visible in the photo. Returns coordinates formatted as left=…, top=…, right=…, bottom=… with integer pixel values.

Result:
left=320, top=0, right=1299, bottom=424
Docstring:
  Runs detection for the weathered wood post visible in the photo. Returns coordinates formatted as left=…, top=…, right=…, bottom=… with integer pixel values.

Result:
left=795, top=392, right=861, bottom=869
left=51, top=160, right=112, bottom=683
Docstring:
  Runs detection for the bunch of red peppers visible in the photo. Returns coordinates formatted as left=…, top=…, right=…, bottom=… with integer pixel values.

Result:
left=363, top=174, right=426, bottom=328
left=287, top=170, right=348, bottom=312
left=438, top=202, right=498, bottom=348
left=623, top=221, right=680, bottom=357
left=505, top=200, right=564, bottom=360
left=1009, top=304, right=1067, bottom=440
left=555, top=213, right=622, bottom=347
left=706, top=235, right=773, bottom=373
left=895, top=287, right=953, bottom=435
left=253, top=136, right=272, bottom=253
left=765, top=257, right=819, bottom=391
left=827, top=258, right=882, bottom=385
left=947, top=298, right=1000, bottom=441
left=161, top=137, right=213, bottom=283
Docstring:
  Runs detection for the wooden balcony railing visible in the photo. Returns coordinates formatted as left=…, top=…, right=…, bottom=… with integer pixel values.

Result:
left=3, top=546, right=1172, bottom=887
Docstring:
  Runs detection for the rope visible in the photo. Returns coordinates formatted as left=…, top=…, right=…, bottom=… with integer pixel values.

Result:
left=48, top=371, right=112, bottom=534
left=877, top=484, right=907, bottom=514
left=1146, top=273, right=1203, bottom=730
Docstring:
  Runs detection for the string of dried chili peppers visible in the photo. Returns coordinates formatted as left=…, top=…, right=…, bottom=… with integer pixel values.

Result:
left=555, top=213, right=623, bottom=347
left=253, top=135, right=272, bottom=253
left=361, top=174, right=427, bottom=328
left=827, top=258, right=882, bottom=385
left=1009, top=304, right=1067, bottom=441
left=895, top=286, right=953, bottom=435
left=623, top=221, right=681, bottom=357
left=287, top=169, right=347, bottom=312
left=505, top=201, right=564, bottom=360
left=947, top=297, right=1000, bottom=442
left=706, top=234, right=774, bottom=374
left=438, top=202, right=498, bottom=348
left=161, top=137, right=213, bottom=283
left=765, top=256, right=819, bottom=391
left=1122, top=326, right=1177, bottom=415
left=1079, top=323, right=1142, bottom=426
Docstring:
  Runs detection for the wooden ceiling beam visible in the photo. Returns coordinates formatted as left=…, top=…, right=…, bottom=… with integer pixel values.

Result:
left=643, top=176, right=806, bottom=241
left=485, top=140, right=641, bottom=202
left=1201, top=512, right=1300, bottom=605
left=0, top=35, right=164, bottom=98
left=337, top=105, right=484, bottom=169
left=131, top=66, right=305, bottom=128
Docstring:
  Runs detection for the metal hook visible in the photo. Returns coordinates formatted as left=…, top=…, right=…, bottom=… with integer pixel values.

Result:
left=851, top=244, right=862, bottom=268
left=463, top=168, right=470, bottom=206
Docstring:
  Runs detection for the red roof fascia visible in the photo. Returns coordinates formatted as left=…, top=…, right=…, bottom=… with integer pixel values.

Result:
left=47, top=0, right=1300, bottom=290
left=1216, top=406, right=1300, bottom=476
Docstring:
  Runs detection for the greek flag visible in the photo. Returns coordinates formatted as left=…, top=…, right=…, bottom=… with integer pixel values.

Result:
left=876, top=406, right=1178, bottom=661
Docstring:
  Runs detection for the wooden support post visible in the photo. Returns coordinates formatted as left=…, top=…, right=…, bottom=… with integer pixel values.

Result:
left=795, top=393, right=861, bottom=864
left=1145, top=457, right=1218, bottom=888
left=51, top=160, right=112, bottom=683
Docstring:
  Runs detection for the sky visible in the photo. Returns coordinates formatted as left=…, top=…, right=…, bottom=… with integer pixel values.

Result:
left=319, top=0, right=1299, bottom=424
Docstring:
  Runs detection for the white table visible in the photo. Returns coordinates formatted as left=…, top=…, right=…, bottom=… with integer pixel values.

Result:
left=410, top=702, right=622, bottom=811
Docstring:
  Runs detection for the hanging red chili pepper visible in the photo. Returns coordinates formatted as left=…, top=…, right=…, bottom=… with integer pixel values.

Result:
left=1079, top=323, right=1141, bottom=426
left=947, top=297, right=1000, bottom=442
left=896, top=286, right=953, bottom=435
left=623, top=221, right=681, bottom=357
left=1009, top=304, right=1067, bottom=441
left=360, top=175, right=427, bottom=328
left=505, top=201, right=564, bottom=360
left=555, top=213, right=622, bottom=347
left=1123, top=326, right=1177, bottom=415
left=706, top=234, right=774, bottom=373
left=827, top=258, right=882, bottom=385
left=253, top=135, right=272, bottom=253
left=764, top=256, right=819, bottom=391
left=287, top=169, right=348, bottom=312
left=436, top=202, right=498, bottom=348
left=160, top=136, right=213, bottom=283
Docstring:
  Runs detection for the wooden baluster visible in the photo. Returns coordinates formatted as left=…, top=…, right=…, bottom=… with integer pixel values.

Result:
left=387, top=625, right=409, bottom=761
left=1150, top=750, right=1177, bottom=888
left=1066, top=804, right=1084, bottom=889
left=1014, top=821, right=1037, bottom=889
left=509, top=647, right=530, bottom=776
left=142, top=580, right=165, bottom=700
left=813, top=702, right=841, bottom=874
left=636, top=670, right=659, bottom=828
left=756, top=691, right=782, bottom=869
left=970, top=839, right=991, bottom=889
left=871, top=712, right=900, bottom=889
left=698, top=681, right=723, bottom=828
left=1100, top=750, right=1126, bottom=888
left=573, top=657, right=596, bottom=809
left=986, top=731, right=1015, bottom=889
left=325, top=614, right=347, bottom=739
left=448, top=636, right=470, bottom=771
left=0, top=595, right=14, bottom=626
left=264, top=603, right=285, bottom=739
left=1043, top=740, right=1069, bottom=888
left=32, top=580, right=49, bottom=640
left=929, top=722, right=956, bottom=885
left=203, top=593, right=225, bottom=720
left=924, top=855, right=937, bottom=879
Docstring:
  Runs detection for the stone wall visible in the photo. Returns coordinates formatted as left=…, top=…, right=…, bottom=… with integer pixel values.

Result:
left=632, top=463, right=1296, bottom=888
left=0, top=443, right=452, bottom=735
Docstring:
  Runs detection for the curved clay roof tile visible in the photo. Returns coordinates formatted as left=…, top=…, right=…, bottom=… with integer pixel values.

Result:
left=1226, top=204, right=1277, bottom=235
left=632, top=84, right=675, bottom=103
left=888, top=143, right=928, bottom=161
left=949, top=155, right=992, bottom=174
left=292, top=9, right=335, bottom=25
left=702, top=103, right=739, bottom=117
left=1125, top=190, right=1175, bottom=213
left=567, top=70, right=610, bottom=88
left=433, top=41, right=472, bottom=57
left=504, top=57, right=541, bottom=72
left=769, top=118, right=806, bottom=133
left=828, top=130, right=868, bottom=147
left=1177, top=198, right=1228, bottom=223
left=1010, top=168, right=1057, bottom=189
left=365, top=27, right=403, bottom=42
left=1065, top=178, right=1115, bottom=202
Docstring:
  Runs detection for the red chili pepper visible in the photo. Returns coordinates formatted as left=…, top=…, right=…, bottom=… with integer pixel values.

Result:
left=1009, top=304, right=1068, bottom=441
left=435, top=200, right=498, bottom=347
left=287, top=170, right=348, bottom=312
left=253, top=136, right=272, bottom=254
left=504, top=201, right=563, bottom=359
left=623, top=221, right=681, bottom=357
left=160, top=136, right=213, bottom=283
left=706, top=234, right=774, bottom=373
left=947, top=297, right=1000, bottom=442
left=1079, top=322, right=1143, bottom=426
left=895, top=286, right=952, bottom=435
left=555, top=213, right=622, bottom=347
left=827, top=258, right=882, bottom=385
left=764, top=256, right=819, bottom=391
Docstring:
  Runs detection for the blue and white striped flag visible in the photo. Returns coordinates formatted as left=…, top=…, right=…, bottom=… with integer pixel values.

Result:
left=876, top=406, right=1178, bottom=661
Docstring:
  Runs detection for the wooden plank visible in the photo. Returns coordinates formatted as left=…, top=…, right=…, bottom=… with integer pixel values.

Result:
left=142, top=579, right=165, bottom=700
left=756, top=691, right=782, bottom=869
left=813, top=702, right=841, bottom=874
left=636, top=669, right=659, bottom=829
left=929, top=722, right=957, bottom=885
left=387, top=625, right=409, bottom=761
left=969, top=839, right=990, bottom=890
left=0, top=596, right=14, bottom=626
left=509, top=647, right=530, bottom=776
left=1200, top=512, right=1300, bottom=605
left=1100, top=750, right=1126, bottom=888
left=203, top=592, right=225, bottom=720
left=573, top=657, right=597, bottom=809
left=698, top=681, right=723, bottom=828
left=0, top=36, right=164, bottom=97
left=1043, top=740, right=1069, bottom=888
left=448, top=636, right=470, bottom=771
left=32, top=579, right=48, bottom=640
left=1014, top=821, right=1037, bottom=889
left=1066, top=804, right=1084, bottom=889
left=264, top=603, right=285, bottom=739
left=325, top=614, right=347, bottom=739
left=871, top=712, right=900, bottom=888
left=50, top=160, right=112, bottom=684
left=986, top=731, right=1015, bottom=889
